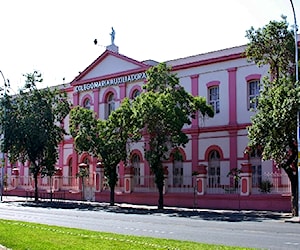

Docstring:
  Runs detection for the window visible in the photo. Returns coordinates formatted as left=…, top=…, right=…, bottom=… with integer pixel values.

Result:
left=132, top=89, right=141, bottom=99
left=208, top=86, right=220, bottom=113
left=208, top=150, right=220, bottom=187
left=248, top=80, right=260, bottom=110
left=132, top=154, right=141, bottom=186
left=83, top=157, right=90, bottom=165
left=252, top=165, right=262, bottom=187
left=173, top=158, right=183, bottom=187
left=250, top=148, right=262, bottom=158
left=106, top=93, right=115, bottom=119
left=68, top=158, right=73, bottom=185
left=250, top=148, right=262, bottom=187
left=83, top=98, right=91, bottom=109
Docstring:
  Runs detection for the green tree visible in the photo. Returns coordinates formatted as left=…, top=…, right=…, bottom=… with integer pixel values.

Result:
left=245, top=16, right=295, bottom=80
left=0, top=71, right=70, bottom=202
left=69, top=98, right=137, bottom=205
left=245, top=17, right=300, bottom=216
left=133, top=63, right=214, bottom=209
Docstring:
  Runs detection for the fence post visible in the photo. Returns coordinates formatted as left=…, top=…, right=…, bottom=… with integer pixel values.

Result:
left=124, top=166, right=134, bottom=193
left=240, top=162, right=252, bottom=196
left=95, top=162, right=105, bottom=192
left=196, top=165, right=207, bottom=195
left=11, top=168, right=19, bottom=189
left=54, top=168, right=63, bottom=191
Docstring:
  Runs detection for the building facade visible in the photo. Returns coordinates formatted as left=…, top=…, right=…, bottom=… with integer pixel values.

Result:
left=5, top=43, right=292, bottom=211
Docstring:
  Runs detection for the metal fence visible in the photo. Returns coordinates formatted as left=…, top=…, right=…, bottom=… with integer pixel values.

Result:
left=5, top=171, right=291, bottom=195
left=252, top=172, right=291, bottom=194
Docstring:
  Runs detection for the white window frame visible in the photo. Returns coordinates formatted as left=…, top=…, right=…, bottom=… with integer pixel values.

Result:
left=173, top=159, right=183, bottom=187
left=208, top=150, right=220, bottom=187
left=106, top=93, right=115, bottom=119
left=132, top=154, right=141, bottom=186
left=250, top=148, right=262, bottom=187
left=132, top=89, right=141, bottom=99
left=83, top=98, right=91, bottom=110
left=208, top=86, right=220, bottom=113
left=248, top=80, right=260, bottom=110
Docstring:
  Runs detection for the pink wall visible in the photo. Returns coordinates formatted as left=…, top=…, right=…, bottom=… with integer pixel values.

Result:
left=5, top=189, right=290, bottom=212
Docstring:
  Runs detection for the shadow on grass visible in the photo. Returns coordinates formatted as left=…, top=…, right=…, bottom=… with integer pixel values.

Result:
left=15, top=200, right=291, bottom=223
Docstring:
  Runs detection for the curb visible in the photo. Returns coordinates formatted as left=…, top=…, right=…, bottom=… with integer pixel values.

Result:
left=284, top=216, right=300, bottom=223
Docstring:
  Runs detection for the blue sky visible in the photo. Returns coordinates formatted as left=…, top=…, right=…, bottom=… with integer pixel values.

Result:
left=0, top=0, right=299, bottom=92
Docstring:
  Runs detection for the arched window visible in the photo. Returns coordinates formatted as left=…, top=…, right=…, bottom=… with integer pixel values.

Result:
left=246, top=74, right=261, bottom=111
left=132, top=89, right=141, bottom=99
left=173, top=156, right=183, bottom=187
left=83, top=157, right=89, bottom=165
left=106, top=93, right=115, bottom=119
left=83, top=98, right=91, bottom=110
left=132, top=154, right=141, bottom=185
left=250, top=148, right=262, bottom=187
left=208, top=150, right=220, bottom=187
left=68, top=158, right=73, bottom=185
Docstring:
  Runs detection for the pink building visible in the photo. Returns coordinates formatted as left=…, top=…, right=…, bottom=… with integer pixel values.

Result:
left=5, top=42, right=292, bottom=211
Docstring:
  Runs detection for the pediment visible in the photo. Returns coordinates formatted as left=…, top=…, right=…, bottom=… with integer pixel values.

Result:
left=71, top=50, right=148, bottom=84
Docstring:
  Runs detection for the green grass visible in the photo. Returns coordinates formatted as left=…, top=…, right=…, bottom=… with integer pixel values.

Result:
left=0, top=219, right=254, bottom=250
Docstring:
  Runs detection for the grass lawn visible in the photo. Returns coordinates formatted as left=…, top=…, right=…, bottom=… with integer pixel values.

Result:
left=0, top=219, right=255, bottom=250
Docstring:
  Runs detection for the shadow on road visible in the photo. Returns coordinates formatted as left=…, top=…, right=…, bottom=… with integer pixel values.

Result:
left=14, top=200, right=291, bottom=223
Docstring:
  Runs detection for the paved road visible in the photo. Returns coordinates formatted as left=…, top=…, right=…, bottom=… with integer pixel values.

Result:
left=0, top=197, right=299, bottom=250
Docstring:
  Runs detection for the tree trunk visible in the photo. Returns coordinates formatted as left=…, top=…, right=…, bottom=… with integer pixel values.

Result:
left=50, top=176, right=53, bottom=202
left=108, top=167, right=117, bottom=206
left=110, top=185, right=115, bottom=206
left=154, top=166, right=165, bottom=209
left=81, top=177, right=85, bottom=200
left=158, top=184, right=164, bottom=210
left=289, top=173, right=298, bottom=216
left=34, top=172, right=39, bottom=202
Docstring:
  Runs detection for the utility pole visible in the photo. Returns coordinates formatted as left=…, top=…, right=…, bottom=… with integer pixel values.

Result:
left=0, top=70, right=8, bottom=202
left=289, top=0, right=299, bottom=217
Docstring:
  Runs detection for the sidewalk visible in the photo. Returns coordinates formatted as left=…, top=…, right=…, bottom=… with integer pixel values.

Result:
left=0, top=195, right=293, bottom=223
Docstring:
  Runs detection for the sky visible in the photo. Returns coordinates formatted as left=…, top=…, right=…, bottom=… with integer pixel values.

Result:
left=0, top=0, right=299, bottom=92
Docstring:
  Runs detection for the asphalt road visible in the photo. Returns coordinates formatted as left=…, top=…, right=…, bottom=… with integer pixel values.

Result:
left=0, top=197, right=299, bottom=250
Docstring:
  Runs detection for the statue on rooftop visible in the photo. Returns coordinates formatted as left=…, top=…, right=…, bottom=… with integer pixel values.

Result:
left=110, top=27, right=115, bottom=45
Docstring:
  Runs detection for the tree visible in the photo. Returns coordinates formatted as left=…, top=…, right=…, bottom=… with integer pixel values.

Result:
left=133, top=63, right=214, bottom=209
left=245, top=17, right=300, bottom=216
left=0, top=71, right=70, bottom=202
left=69, top=98, right=137, bottom=205
left=245, top=16, right=295, bottom=79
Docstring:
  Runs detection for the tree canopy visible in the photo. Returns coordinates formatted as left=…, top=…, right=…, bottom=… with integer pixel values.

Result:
left=69, top=98, right=138, bottom=205
left=245, top=17, right=300, bottom=215
left=133, top=63, right=214, bottom=209
left=245, top=16, right=295, bottom=80
left=70, top=63, right=213, bottom=209
left=0, top=71, right=70, bottom=201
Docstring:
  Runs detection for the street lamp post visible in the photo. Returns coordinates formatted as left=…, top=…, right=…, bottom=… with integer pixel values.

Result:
left=289, top=0, right=300, bottom=217
left=0, top=70, right=8, bottom=202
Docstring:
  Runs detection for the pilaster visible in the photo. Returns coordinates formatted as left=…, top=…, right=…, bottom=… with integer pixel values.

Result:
left=190, top=74, right=199, bottom=128
left=93, top=89, right=100, bottom=117
left=227, top=67, right=237, bottom=126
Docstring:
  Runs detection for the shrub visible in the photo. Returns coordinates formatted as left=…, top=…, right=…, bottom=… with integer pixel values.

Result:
left=259, top=179, right=273, bottom=193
